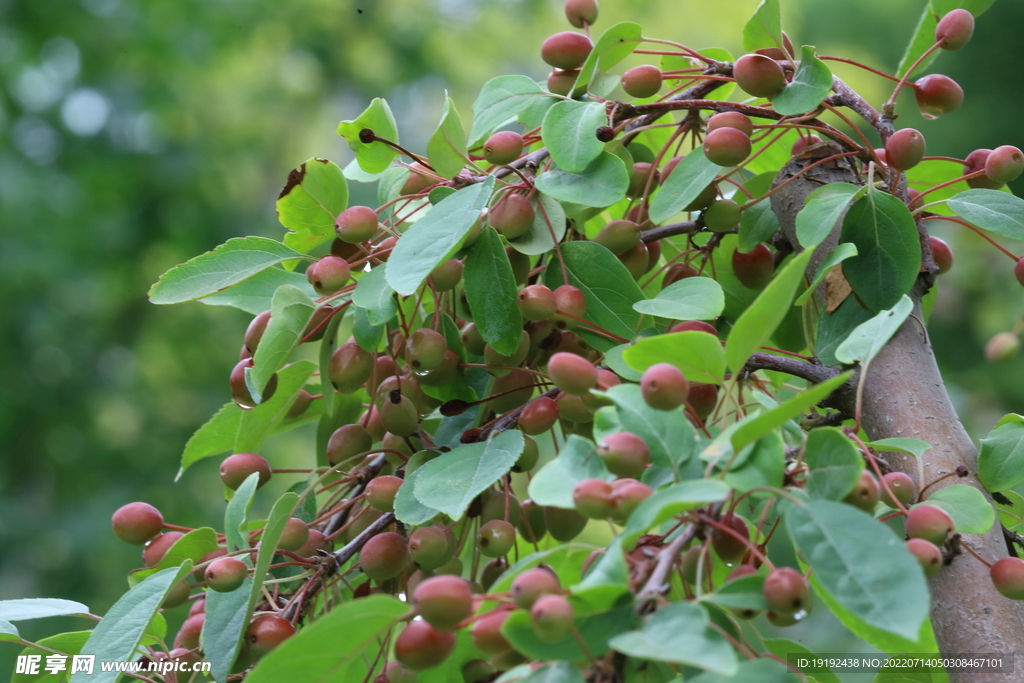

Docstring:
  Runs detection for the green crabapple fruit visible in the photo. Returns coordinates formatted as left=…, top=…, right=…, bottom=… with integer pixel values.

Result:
left=306, top=256, right=351, bottom=295
left=335, top=205, right=379, bottom=243
left=733, top=54, right=786, bottom=98
left=530, top=594, right=575, bottom=642
left=597, top=431, right=650, bottom=478
left=220, top=452, right=272, bottom=490
left=541, top=31, right=593, bottom=70
left=884, top=129, right=926, bottom=171
left=573, top=478, right=615, bottom=519
left=914, top=74, right=963, bottom=120
left=905, top=504, right=955, bottom=546
left=640, top=363, right=689, bottom=411
left=412, top=575, right=473, bottom=631
left=906, top=538, right=943, bottom=577
left=395, top=620, right=455, bottom=670
left=706, top=111, right=753, bottom=136
left=935, top=8, right=974, bottom=51
left=478, top=520, right=517, bottom=557
left=359, top=531, right=410, bottom=581
left=483, top=131, right=524, bottom=166
left=512, top=568, right=562, bottom=610
left=930, top=236, right=954, bottom=274
left=843, top=470, right=880, bottom=512
left=711, top=513, right=750, bottom=565
left=547, top=352, right=597, bottom=395
left=703, top=127, right=752, bottom=167
left=763, top=567, right=810, bottom=615
left=205, top=556, right=248, bottom=593
left=564, top=0, right=598, bottom=28
left=621, top=65, right=662, bottom=99
left=277, top=518, right=310, bottom=553
left=990, top=556, right=1024, bottom=600
left=111, top=502, right=164, bottom=545
left=881, top=472, right=917, bottom=508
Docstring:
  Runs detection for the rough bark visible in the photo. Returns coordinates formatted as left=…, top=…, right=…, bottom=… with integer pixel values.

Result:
left=771, top=147, right=1024, bottom=682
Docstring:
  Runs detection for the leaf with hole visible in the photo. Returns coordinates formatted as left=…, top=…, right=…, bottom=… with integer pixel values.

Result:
left=336, top=98, right=400, bottom=173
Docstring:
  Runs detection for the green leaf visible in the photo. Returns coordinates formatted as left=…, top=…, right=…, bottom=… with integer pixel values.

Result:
left=426, top=94, right=468, bottom=179
left=649, top=149, right=722, bottom=224
left=414, top=430, right=524, bottom=518
left=805, top=566, right=939, bottom=654
left=623, top=331, right=726, bottom=385
left=275, top=158, right=349, bottom=250
left=200, top=267, right=317, bottom=314
left=795, top=183, right=861, bottom=248
left=795, top=243, right=858, bottom=306
left=386, top=176, right=495, bottom=296
left=621, top=479, right=731, bottom=548
left=773, top=47, right=833, bottom=116
left=250, top=285, right=315, bottom=394
left=924, top=485, right=995, bottom=534
left=738, top=201, right=781, bottom=253
left=840, top=189, right=921, bottom=312
left=204, top=492, right=298, bottom=683
left=394, top=451, right=443, bottom=525
left=535, top=152, right=630, bottom=208
left=731, top=372, right=852, bottom=452
left=932, top=0, right=996, bottom=14
left=352, top=266, right=397, bottom=326
left=947, top=189, right=1024, bottom=240
left=726, top=249, right=813, bottom=372
left=528, top=435, right=614, bottom=508
left=633, top=277, right=724, bottom=320
left=520, top=662, right=586, bottom=683
left=0, top=599, right=89, bottom=622
left=603, top=343, right=643, bottom=382
left=978, top=421, right=1024, bottom=492
left=835, top=295, right=913, bottom=365
left=470, top=75, right=547, bottom=146
left=815, top=296, right=875, bottom=366
left=542, top=101, right=606, bottom=173
left=742, top=0, right=783, bottom=52
left=597, top=384, right=700, bottom=473
left=805, top=427, right=864, bottom=501
left=688, top=658, right=800, bottom=683
left=786, top=500, right=930, bottom=640
left=543, top=241, right=644, bottom=351
left=996, top=490, right=1024, bottom=533
left=507, top=192, right=567, bottom=256
left=764, top=639, right=840, bottom=683
left=722, top=431, right=786, bottom=492
left=246, top=594, right=406, bottom=683
left=352, top=306, right=384, bottom=352
left=149, top=237, right=305, bottom=305
left=575, top=22, right=643, bottom=94
left=609, top=602, right=738, bottom=674
left=0, top=620, right=17, bottom=641
left=503, top=601, right=636, bottom=662
left=464, top=226, right=523, bottom=356
left=866, top=438, right=932, bottom=458
left=897, top=5, right=940, bottom=78
left=701, top=573, right=767, bottom=611
left=224, top=472, right=259, bottom=553
left=70, top=564, right=193, bottom=683
left=127, top=527, right=218, bottom=586
left=336, top=98, right=400, bottom=173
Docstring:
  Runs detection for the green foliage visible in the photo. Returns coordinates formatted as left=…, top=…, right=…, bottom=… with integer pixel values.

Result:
left=464, top=227, right=523, bottom=355
left=275, top=158, right=350, bottom=253
left=773, top=47, right=833, bottom=116
left=632, top=277, right=724, bottom=321
left=336, top=99, right=400, bottom=173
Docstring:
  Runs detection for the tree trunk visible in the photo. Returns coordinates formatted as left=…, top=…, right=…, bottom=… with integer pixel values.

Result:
left=771, top=145, right=1024, bottom=682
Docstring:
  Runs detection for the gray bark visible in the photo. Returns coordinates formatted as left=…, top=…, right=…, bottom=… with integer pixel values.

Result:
left=771, top=146, right=1024, bottom=682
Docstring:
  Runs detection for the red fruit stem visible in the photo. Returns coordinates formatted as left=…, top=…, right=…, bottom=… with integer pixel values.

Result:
left=819, top=55, right=913, bottom=85
left=923, top=215, right=1019, bottom=261
left=884, top=41, right=943, bottom=112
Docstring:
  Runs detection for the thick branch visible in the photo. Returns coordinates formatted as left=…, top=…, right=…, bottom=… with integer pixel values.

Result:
left=771, top=143, right=1024, bottom=680
left=641, top=221, right=698, bottom=243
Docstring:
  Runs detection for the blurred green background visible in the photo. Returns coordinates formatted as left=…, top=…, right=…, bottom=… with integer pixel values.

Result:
left=2, top=0, right=1023, bottom=678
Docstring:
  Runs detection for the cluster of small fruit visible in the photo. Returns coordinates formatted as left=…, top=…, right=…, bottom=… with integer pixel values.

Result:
left=110, top=496, right=322, bottom=669
left=381, top=568, right=574, bottom=679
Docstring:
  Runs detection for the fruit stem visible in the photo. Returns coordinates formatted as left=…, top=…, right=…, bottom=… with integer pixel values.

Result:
left=923, top=215, right=1019, bottom=261
left=697, top=513, right=774, bottom=570
left=818, top=55, right=911, bottom=85
left=884, top=41, right=943, bottom=113
left=959, top=538, right=993, bottom=569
